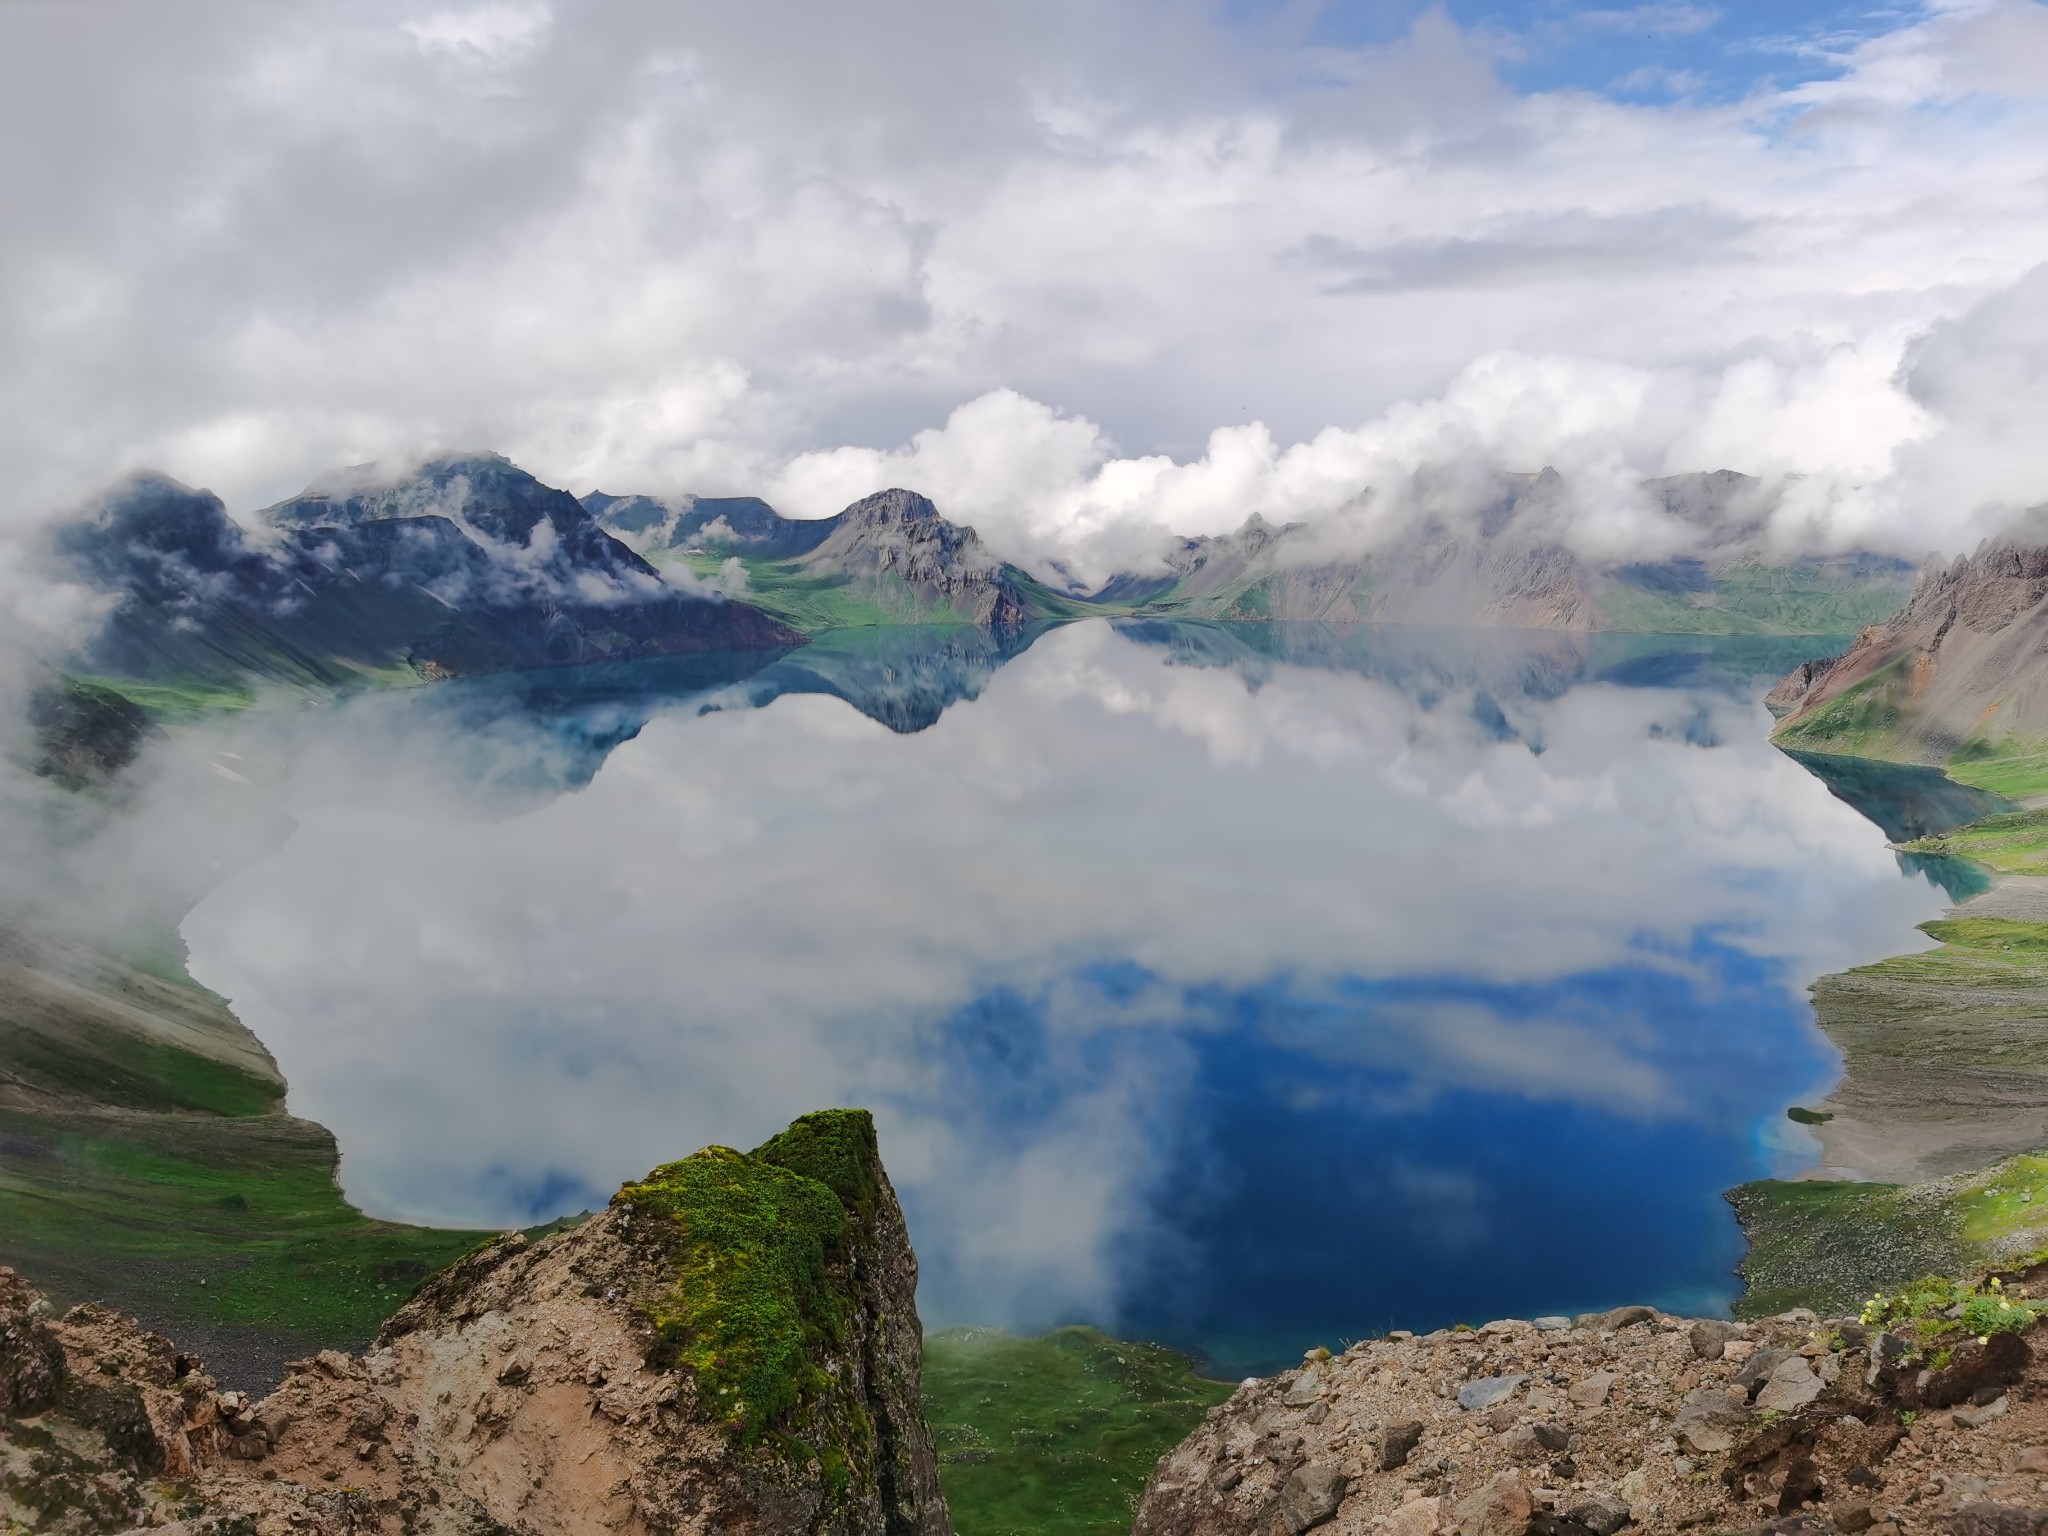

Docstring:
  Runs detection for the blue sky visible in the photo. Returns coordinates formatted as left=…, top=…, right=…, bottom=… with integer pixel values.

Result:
left=1298, top=0, right=1927, bottom=100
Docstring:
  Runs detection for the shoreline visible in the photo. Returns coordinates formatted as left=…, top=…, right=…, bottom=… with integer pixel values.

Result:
left=1795, top=867, right=2048, bottom=1187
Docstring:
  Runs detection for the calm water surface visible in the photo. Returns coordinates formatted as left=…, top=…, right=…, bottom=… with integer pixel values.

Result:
left=180, top=621, right=1960, bottom=1374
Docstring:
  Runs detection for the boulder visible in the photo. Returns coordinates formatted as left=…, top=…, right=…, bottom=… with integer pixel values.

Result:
left=1568, top=1371, right=1616, bottom=1408
left=1269, top=1463, right=1349, bottom=1535
left=1754, top=1357, right=1825, bottom=1413
left=1378, top=1419, right=1426, bottom=1471
left=1688, top=1320, right=1742, bottom=1360
left=1455, top=1470, right=1534, bottom=1536
left=1459, top=1375, right=1526, bottom=1413
left=1674, top=1386, right=1752, bottom=1454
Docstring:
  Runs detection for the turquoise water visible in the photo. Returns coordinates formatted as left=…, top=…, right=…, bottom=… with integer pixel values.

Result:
left=181, top=621, right=1957, bottom=1374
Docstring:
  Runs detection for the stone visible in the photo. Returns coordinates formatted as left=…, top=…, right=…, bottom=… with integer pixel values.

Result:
left=1458, top=1375, right=1526, bottom=1413
left=1688, top=1319, right=1742, bottom=1360
left=1564, top=1492, right=1632, bottom=1536
left=1286, top=1365, right=1328, bottom=1406
left=1607, top=1306, right=1657, bottom=1330
left=1378, top=1420, right=1426, bottom=1472
left=1482, top=1320, right=1523, bottom=1336
left=1736, top=1348, right=1795, bottom=1397
left=1387, top=1496, right=1444, bottom=1536
left=1568, top=1371, right=1616, bottom=1409
left=1535, top=1317, right=1573, bottom=1332
left=1837, top=1505, right=1877, bottom=1534
left=2012, top=1448, right=2048, bottom=1474
left=1674, top=1386, right=1752, bottom=1454
left=1946, top=1506, right=2048, bottom=1536
left=1755, top=1356, right=1825, bottom=1413
left=0, top=1266, right=65, bottom=1415
left=1455, top=1470, right=1534, bottom=1536
left=1956, top=1396, right=2011, bottom=1430
left=1271, top=1463, right=1349, bottom=1535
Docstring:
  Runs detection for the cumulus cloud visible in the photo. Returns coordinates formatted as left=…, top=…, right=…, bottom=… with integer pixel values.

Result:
left=2, top=0, right=2047, bottom=580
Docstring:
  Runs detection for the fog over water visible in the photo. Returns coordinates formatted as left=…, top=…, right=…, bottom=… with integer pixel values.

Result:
left=178, top=621, right=1953, bottom=1371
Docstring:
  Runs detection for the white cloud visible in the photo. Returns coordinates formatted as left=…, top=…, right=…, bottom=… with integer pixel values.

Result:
left=0, top=0, right=2045, bottom=575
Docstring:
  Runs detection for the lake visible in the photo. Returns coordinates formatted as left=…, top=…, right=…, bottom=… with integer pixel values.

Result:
left=177, top=620, right=1963, bottom=1376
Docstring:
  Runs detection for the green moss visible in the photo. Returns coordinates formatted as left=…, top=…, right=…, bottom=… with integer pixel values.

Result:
left=922, top=1326, right=1235, bottom=1536
left=621, top=1110, right=885, bottom=1444
left=754, top=1108, right=884, bottom=1232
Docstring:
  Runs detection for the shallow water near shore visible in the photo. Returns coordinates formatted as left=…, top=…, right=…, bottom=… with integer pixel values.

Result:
left=179, top=621, right=1959, bottom=1376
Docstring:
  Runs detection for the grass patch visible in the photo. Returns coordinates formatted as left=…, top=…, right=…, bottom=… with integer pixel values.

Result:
left=922, top=1325, right=1235, bottom=1536
left=68, top=673, right=260, bottom=721
left=1600, top=561, right=1912, bottom=637
left=0, top=1104, right=482, bottom=1350
left=1945, top=736, right=2048, bottom=802
left=1772, top=655, right=1920, bottom=759
left=1899, top=809, right=2048, bottom=874
left=1728, top=1178, right=1962, bottom=1319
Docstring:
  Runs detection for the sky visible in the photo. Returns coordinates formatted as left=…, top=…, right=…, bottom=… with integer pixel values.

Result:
left=4, top=0, right=2048, bottom=586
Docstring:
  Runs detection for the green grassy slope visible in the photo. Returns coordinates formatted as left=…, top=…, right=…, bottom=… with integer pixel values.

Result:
left=0, top=937, right=481, bottom=1382
left=1600, top=560, right=1912, bottom=637
left=1732, top=1150, right=2048, bottom=1319
left=923, top=1326, right=1234, bottom=1536
left=1902, top=810, right=2048, bottom=874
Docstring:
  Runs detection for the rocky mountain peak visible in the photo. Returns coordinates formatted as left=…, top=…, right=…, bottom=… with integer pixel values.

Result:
left=839, top=488, right=945, bottom=529
left=0, top=1110, right=949, bottom=1536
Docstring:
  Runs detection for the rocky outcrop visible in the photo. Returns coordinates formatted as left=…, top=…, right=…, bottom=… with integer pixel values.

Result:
left=773, top=489, right=1045, bottom=631
left=0, top=1110, right=951, bottom=1536
left=1134, top=1299, right=2048, bottom=1536
left=1773, top=536, right=2048, bottom=763
left=45, top=456, right=804, bottom=687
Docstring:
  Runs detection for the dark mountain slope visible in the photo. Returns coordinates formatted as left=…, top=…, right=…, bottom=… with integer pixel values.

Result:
left=46, top=455, right=803, bottom=691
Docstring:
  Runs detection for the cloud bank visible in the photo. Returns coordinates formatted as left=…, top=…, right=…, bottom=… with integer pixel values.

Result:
left=3, top=1, right=2048, bottom=590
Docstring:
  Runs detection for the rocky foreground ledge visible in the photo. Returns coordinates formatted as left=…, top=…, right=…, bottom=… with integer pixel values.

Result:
left=1135, top=1294, right=2048, bottom=1536
left=0, top=1110, right=951, bottom=1536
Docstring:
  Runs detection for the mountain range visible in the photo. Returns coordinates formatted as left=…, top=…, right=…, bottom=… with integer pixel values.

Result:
left=43, top=456, right=804, bottom=696
left=30, top=452, right=1926, bottom=719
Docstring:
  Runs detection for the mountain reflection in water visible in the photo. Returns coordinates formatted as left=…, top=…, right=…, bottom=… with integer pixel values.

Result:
left=181, top=621, right=1956, bottom=1374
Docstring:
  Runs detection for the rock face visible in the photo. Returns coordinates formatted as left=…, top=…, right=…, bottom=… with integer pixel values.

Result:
left=785, top=490, right=1037, bottom=630
left=1132, top=1304, right=2048, bottom=1536
left=1772, top=534, right=2048, bottom=762
left=589, top=486, right=1060, bottom=632
left=0, top=1110, right=951, bottom=1536
left=46, top=455, right=804, bottom=686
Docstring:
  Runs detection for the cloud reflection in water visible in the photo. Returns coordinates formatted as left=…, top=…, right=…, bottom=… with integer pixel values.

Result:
left=181, top=620, right=1949, bottom=1371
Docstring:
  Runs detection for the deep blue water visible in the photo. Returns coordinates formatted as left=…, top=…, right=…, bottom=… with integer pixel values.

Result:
left=182, top=621, right=1965, bottom=1375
